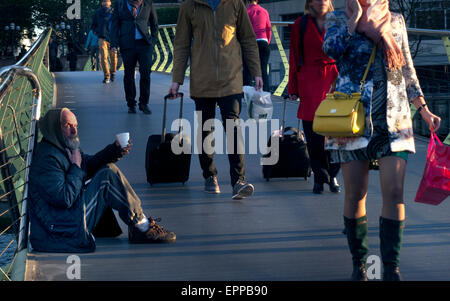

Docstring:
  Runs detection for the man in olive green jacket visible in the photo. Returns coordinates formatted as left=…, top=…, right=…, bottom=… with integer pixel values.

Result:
left=169, top=0, right=263, bottom=199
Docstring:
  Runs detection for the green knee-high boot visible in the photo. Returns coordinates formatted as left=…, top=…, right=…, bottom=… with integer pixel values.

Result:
left=344, top=215, right=369, bottom=281
left=379, top=217, right=404, bottom=281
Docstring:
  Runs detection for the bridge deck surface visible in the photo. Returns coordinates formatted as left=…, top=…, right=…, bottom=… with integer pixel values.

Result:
left=25, top=71, right=450, bottom=281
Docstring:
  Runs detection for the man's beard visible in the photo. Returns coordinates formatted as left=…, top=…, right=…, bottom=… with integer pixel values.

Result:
left=64, top=135, right=80, bottom=150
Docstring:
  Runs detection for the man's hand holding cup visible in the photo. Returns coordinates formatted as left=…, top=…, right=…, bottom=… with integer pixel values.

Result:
left=116, top=132, right=132, bottom=156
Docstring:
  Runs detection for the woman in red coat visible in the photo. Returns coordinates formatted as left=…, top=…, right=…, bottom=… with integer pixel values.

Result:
left=288, top=0, right=340, bottom=194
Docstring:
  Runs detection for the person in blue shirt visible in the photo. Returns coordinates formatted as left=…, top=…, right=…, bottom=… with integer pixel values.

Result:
left=85, top=29, right=99, bottom=71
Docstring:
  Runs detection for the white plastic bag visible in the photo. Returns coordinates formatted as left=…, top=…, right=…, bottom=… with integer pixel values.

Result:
left=248, top=90, right=273, bottom=121
left=242, top=86, right=255, bottom=105
left=251, top=90, right=272, bottom=105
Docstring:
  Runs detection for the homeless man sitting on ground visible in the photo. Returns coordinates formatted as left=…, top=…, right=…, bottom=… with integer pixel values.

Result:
left=28, top=108, right=176, bottom=253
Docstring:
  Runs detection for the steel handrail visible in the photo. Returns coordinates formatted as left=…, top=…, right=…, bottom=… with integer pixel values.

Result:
left=0, top=65, right=42, bottom=253
left=159, top=22, right=450, bottom=37
left=0, top=29, right=49, bottom=100
left=270, top=21, right=450, bottom=36
left=15, top=29, right=50, bottom=67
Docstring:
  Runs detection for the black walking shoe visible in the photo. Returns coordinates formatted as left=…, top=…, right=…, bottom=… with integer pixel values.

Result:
left=205, top=176, right=220, bottom=194
left=128, top=106, right=136, bottom=114
left=139, top=104, right=152, bottom=115
left=110, top=73, right=115, bottom=82
left=329, top=177, right=341, bottom=193
left=128, top=218, right=176, bottom=243
left=383, top=265, right=402, bottom=281
left=351, top=263, right=368, bottom=281
left=232, top=181, right=254, bottom=200
left=102, top=77, right=110, bottom=84
left=313, top=182, right=324, bottom=194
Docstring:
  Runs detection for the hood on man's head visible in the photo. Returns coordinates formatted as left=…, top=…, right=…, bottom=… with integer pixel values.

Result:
left=39, top=108, right=70, bottom=151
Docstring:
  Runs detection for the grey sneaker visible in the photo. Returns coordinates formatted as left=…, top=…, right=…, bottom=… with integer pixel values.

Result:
left=204, top=176, right=220, bottom=194
left=232, top=181, right=254, bottom=200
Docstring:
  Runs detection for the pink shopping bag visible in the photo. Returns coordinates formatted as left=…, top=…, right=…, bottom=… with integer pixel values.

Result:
left=415, top=132, right=450, bottom=205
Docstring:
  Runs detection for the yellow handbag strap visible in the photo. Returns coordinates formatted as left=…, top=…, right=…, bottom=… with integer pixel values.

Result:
left=332, top=91, right=352, bottom=99
left=330, top=44, right=377, bottom=92
left=360, top=45, right=377, bottom=91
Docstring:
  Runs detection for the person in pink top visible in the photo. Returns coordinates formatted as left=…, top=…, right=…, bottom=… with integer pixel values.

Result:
left=243, top=0, right=272, bottom=91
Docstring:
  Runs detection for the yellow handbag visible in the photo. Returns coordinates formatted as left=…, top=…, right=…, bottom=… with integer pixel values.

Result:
left=313, top=45, right=377, bottom=137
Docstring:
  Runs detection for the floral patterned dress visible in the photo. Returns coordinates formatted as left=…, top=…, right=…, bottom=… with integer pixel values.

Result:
left=322, top=11, right=424, bottom=163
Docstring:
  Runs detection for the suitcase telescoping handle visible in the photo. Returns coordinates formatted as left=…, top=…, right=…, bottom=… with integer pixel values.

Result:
left=162, top=93, right=184, bottom=143
left=282, top=95, right=301, bottom=140
left=282, top=95, right=288, bottom=133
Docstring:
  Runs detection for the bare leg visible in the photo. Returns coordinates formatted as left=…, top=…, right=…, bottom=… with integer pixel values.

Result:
left=378, top=156, right=406, bottom=221
left=341, top=160, right=370, bottom=219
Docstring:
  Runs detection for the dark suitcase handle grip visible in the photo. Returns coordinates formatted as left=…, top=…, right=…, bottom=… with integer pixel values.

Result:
left=283, top=126, right=298, bottom=134
left=283, top=125, right=304, bottom=141
left=164, top=92, right=184, bottom=100
left=162, top=93, right=185, bottom=143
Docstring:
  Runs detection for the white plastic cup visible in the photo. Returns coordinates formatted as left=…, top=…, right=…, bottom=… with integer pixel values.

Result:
left=116, top=132, right=130, bottom=148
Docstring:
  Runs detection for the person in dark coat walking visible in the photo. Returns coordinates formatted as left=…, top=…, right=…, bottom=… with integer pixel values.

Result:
left=110, top=0, right=158, bottom=114
left=67, top=40, right=82, bottom=71
left=48, top=36, right=59, bottom=72
left=28, top=108, right=176, bottom=253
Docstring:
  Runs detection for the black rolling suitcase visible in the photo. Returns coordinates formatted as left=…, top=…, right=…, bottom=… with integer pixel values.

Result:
left=145, top=93, right=191, bottom=185
left=262, top=96, right=311, bottom=180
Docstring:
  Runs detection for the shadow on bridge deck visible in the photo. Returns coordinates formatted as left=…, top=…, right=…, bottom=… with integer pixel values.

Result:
left=25, top=71, right=450, bottom=281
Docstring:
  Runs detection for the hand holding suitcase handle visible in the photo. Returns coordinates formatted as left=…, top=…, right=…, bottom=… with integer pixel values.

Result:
left=162, top=93, right=184, bottom=143
left=165, top=92, right=184, bottom=100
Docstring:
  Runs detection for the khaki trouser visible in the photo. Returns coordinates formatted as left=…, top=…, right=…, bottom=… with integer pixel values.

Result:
left=98, top=38, right=117, bottom=79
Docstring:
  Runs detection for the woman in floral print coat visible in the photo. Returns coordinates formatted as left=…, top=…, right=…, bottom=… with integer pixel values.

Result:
left=322, top=0, right=441, bottom=281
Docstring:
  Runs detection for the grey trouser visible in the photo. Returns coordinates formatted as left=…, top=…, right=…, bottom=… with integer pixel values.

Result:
left=83, top=163, right=145, bottom=232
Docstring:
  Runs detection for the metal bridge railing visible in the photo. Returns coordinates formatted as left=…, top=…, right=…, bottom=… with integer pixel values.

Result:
left=0, top=28, right=52, bottom=281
